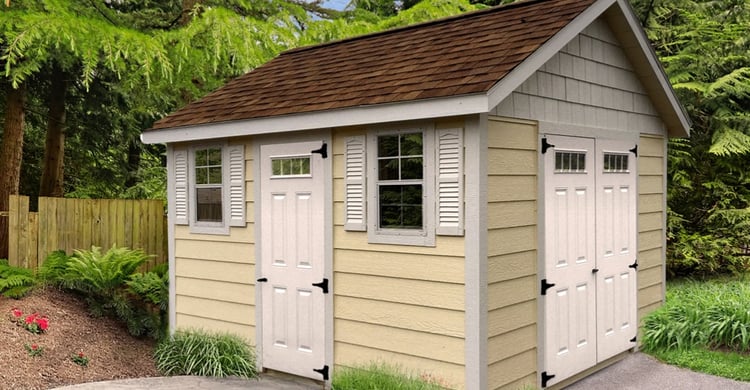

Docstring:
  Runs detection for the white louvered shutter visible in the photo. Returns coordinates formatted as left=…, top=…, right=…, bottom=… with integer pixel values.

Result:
left=173, top=148, right=189, bottom=225
left=436, top=128, right=463, bottom=236
left=344, top=136, right=367, bottom=231
left=227, top=144, right=246, bottom=227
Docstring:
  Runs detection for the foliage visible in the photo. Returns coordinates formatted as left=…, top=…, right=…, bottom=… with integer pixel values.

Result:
left=633, top=0, right=750, bottom=277
left=71, top=351, right=89, bottom=367
left=332, top=363, right=448, bottom=390
left=642, top=277, right=750, bottom=353
left=154, top=329, right=257, bottom=378
left=39, top=246, right=167, bottom=339
left=649, top=347, right=750, bottom=382
left=0, top=259, right=36, bottom=298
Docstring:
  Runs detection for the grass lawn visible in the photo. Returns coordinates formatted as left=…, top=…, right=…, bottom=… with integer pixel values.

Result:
left=642, top=275, right=750, bottom=381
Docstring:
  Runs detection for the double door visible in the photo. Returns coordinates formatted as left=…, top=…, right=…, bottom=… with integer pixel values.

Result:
left=542, top=135, right=637, bottom=387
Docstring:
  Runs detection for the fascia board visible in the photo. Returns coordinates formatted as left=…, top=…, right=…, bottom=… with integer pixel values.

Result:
left=487, top=0, right=617, bottom=110
left=141, top=94, right=488, bottom=144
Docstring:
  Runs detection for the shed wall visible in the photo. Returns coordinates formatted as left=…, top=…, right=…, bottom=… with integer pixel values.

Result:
left=172, top=139, right=256, bottom=341
left=486, top=116, right=538, bottom=390
left=332, top=122, right=467, bottom=389
left=493, top=17, right=665, bottom=136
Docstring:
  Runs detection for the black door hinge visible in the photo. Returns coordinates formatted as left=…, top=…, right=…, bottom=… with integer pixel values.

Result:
left=541, top=279, right=555, bottom=295
left=541, top=138, right=555, bottom=154
left=592, top=268, right=599, bottom=274
left=312, top=142, right=328, bottom=159
left=313, top=278, right=329, bottom=294
left=541, top=371, right=555, bottom=388
left=256, top=277, right=268, bottom=283
left=629, top=260, right=638, bottom=270
left=314, top=365, right=329, bottom=380
left=630, top=336, right=637, bottom=343
left=630, top=145, right=638, bottom=157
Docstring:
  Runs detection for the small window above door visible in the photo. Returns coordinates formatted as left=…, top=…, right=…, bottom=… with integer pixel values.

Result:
left=271, top=156, right=312, bottom=177
left=603, top=153, right=629, bottom=173
left=554, top=150, right=586, bottom=173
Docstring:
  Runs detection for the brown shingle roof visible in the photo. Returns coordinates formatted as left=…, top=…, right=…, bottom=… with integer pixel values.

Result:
left=150, top=0, right=596, bottom=131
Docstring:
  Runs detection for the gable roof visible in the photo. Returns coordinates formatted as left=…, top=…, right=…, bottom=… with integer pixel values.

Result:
left=142, top=0, right=690, bottom=144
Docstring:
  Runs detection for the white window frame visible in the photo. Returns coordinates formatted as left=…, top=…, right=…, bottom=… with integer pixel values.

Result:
left=188, top=143, right=232, bottom=235
left=367, top=125, right=436, bottom=247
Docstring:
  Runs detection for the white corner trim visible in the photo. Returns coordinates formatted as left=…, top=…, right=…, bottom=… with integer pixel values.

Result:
left=487, top=0, right=617, bottom=110
left=614, top=0, right=691, bottom=136
left=141, top=94, right=488, bottom=144
left=166, top=144, right=177, bottom=335
left=464, top=114, right=487, bottom=390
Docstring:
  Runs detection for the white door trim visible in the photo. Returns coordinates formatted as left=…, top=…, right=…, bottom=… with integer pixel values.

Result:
left=254, top=130, right=333, bottom=384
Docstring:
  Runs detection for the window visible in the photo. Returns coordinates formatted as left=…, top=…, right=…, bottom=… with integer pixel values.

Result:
left=377, top=133, right=424, bottom=229
left=194, top=147, right=223, bottom=222
left=555, top=150, right=586, bottom=173
left=272, top=156, right=311, bottom=177
left=172, top=143, right=245, bottom=235
left=603, top=152, right=629, bottom=173
left=367, top=127, right=436, bottom=246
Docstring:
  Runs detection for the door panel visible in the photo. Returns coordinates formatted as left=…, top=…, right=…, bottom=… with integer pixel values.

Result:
left=543, top=135, right=597, bottom=386
left=260, top=141, right=326, bottom=379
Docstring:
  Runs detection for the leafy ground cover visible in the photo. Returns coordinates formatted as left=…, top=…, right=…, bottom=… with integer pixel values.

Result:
left=332, top=363, right=450, bottom=390
left=642, top=276, right=750, bottom=381
left=0, top=287, right=159, bottom=389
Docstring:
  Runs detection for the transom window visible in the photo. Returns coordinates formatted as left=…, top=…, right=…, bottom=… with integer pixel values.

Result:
left=376, top=132, right=423, bottom=229
left=194, top=147, right=223, bottom=222
left=555, top=151, right=586, bottom=173
left=603, top=153, right=629, bottom=173
left=272, top=156, right=311, bottom=176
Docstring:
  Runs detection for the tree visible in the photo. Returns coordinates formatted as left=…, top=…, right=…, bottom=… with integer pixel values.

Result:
left=632, top=0, right=750, bottom=276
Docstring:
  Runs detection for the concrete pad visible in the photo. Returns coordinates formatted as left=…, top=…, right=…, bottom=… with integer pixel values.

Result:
left=52, top=372, right=322, bottom=390
left=565, top=353, right=750, bottom=390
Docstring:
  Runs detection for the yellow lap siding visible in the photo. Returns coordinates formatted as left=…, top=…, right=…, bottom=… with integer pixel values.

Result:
left=176, top=295, right=254, bottom=326
left=335, top=296, right=464, bottom=337
left=175, top=258, right=254, bottom=284
left=488, top=300, right=536, bottom=338
left=488, top=176, right=537, bottom=202
left=487, top=120, right=537, bottom=150
left=333, top=249, right=464, bottom=284
left=639, top=194, right=663, bottom=213
left=639, top=230, right=663, bottom=251
left=638, top=156, right=664, bottom=175
left=334, top=343, right=465, bottom=389
left=487, top=349, right=536, bottom=390
left=487, top=201, right=536, bottom=229
left=488, top=149, right=537, bottom=175
left=487, top=226, right=537, bottom=257
left=637, top=265, right=662, bottom=289
left=638, top=212, right=662, bottom=232
left=335, top=319, right=465, bottom=365
left=174, top=240, right=254, bottom=263
left=333, top=227, right=465, bottom=256
left=175, top=313, right=255, bottom=342
left=488, top=324, right=536, bottom=364
left=174, top=224, right=253, bottom=242
left=488, top=275, right=535, bottom=310
left=638, top=247, right=662, bottom=269
left=335, top=273, right=464, bottom=310
left=495, top=373, right=536, bottom=390
left=488, top=251, right=537, bottom=283
left=176, top=277, right=254, bottom=305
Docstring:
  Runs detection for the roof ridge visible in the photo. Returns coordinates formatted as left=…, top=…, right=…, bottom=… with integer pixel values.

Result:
left=282, top=0, right=556, bottom=56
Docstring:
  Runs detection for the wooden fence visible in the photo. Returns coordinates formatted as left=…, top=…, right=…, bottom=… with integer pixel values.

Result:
left=6, top=195, right=167, bottom=271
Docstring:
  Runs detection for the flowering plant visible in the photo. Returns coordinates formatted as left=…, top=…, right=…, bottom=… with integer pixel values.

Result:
left=24, top=343, right=43, bottom=357
left=9, top=309, right=49, bottom=334
left=72, top=352, right=89, bottom=367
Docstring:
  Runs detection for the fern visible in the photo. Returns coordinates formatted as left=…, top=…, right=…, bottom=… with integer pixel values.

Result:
left=0, top=259, right=36, bottom=298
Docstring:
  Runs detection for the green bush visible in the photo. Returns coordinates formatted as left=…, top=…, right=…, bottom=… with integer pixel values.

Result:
left=332, top=363, right=447, bottom=390
left=154, top=329, right=257, bottom=378
left=127, top=269, right=169, bottom=339
left=0, top=259, right=36, bottom=298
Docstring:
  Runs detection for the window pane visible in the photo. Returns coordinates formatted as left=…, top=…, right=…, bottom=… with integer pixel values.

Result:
left=272, top=159, right=281, bottom=175
left=401, top=157, right=423, bottom=180
left=208, top=148, right=222, bottom=166
left=378, top=185, right=423, bottom=229
left=378, top=135, right=399, bottom=157
left=195, top=149, right=208, bottom=165
left=555, top=151, right=586, bottom=173
left=195, top=167, right=208, bottom=185
left=196, top=187, right=222, bottom=222
left=208, top=167, right=222, bottom=184
left=271, top=157, right=311, bottom=176
left=378, top=158, right=400, bottom=180
left=400, top=133, right=423, bottom=156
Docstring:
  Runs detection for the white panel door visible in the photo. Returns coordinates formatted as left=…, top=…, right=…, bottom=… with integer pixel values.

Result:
left=260, top=141, right=326, bottom=380
left=595, top=139, right=637, bottom=361
left=542, top=135, right=597, bottom=386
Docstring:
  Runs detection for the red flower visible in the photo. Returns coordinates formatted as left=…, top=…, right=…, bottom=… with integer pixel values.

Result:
left=24, top=314, right=37, bottom=324
left=36, top=317, right=49, bottom=331
left=78, top=352, right=85, bottom=358
left=31, top=344, right=38, bottom=350
left=11, top=308, right=22, bottom=318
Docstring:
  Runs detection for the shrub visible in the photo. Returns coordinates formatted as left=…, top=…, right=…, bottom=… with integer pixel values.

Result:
left=154, top=329, right=257, bottom=378
left=37, top=250, right=71, bottom=285
left=127, top=269, right=169, bottom=339
left=0, top=259, right=36, bottom=298
left=332, top=363, right=447, bottom=390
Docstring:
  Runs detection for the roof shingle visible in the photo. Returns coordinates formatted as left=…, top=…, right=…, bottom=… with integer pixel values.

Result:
left=150, top=0, right=596, bottom=131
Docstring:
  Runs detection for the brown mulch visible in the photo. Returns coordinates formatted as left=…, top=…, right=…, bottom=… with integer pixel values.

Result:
left=0, top=287, right=160, bottom=389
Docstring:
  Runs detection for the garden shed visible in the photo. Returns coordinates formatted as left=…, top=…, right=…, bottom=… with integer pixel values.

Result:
left=141, top=0, right=690, bottom=388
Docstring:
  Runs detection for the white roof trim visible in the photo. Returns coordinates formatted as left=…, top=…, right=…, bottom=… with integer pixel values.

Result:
left=141, top=93, right=488, bottom=144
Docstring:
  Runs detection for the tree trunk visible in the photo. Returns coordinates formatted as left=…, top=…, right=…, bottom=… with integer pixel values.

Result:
left=39, top=67, right=67, bottom=197
left=0, top=83, right=27, bottom=258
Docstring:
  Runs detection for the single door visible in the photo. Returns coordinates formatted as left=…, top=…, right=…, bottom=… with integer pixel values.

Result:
left=542, top=135, right=597, bottom=386
left=260, top=141, right=326, bottom=380
left=595, top=139, right=637, bottom=361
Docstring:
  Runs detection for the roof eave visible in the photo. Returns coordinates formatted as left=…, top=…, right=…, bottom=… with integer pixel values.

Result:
left=140, top=93, right=489, bottom=144
left=486, top=0, right=691, bottom=138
